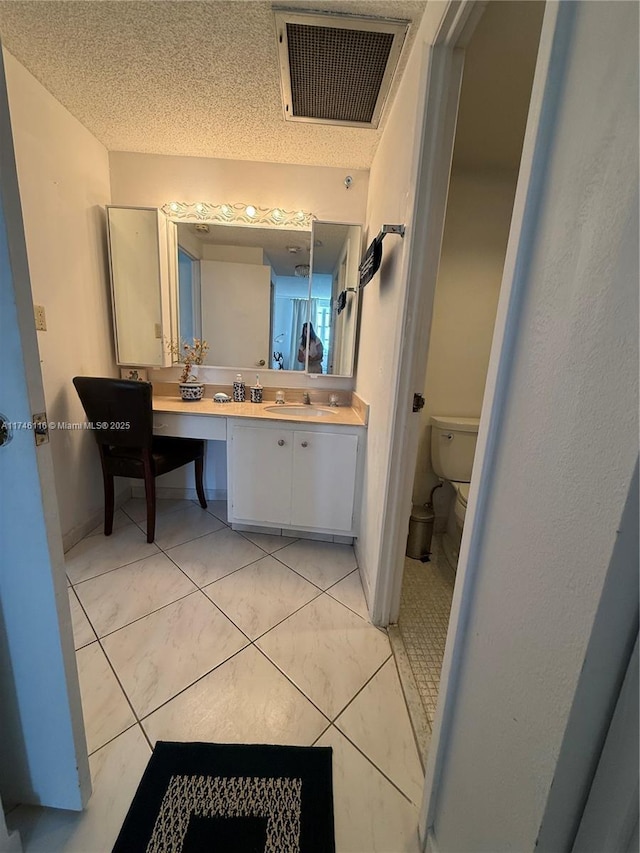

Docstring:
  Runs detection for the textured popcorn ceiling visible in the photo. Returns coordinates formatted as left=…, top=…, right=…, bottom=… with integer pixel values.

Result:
left=0, top=0, right=427, bottom=169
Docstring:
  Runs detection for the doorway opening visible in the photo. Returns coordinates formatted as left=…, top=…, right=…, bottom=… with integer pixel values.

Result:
left=389, top=0, right=546, bottom=758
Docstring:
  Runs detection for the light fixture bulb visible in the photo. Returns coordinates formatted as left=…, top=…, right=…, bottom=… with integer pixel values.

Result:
left=246, top=205, right=256, bottom=218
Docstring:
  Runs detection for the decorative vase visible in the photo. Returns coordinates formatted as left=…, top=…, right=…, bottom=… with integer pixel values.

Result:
left=179, top=382, right=204, bottom=402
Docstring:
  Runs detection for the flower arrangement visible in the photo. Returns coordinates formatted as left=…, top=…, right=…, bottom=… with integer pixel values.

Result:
left=167, top=338, right=210, bottom=384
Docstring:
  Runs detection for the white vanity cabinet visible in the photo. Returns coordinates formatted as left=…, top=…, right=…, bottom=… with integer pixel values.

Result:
left=228, top=420, right=361, bottom=534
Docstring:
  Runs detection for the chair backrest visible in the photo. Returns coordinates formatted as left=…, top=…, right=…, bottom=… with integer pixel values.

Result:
left=73, top=377, right=153, bottom=449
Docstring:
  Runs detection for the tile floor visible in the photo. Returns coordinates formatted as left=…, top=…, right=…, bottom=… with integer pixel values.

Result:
left=397, top=537, right=456, bottom=728
left=8, top=498, right=424, bottom=852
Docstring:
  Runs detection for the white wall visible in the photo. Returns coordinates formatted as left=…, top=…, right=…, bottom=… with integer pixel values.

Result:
left=201, top=244, right=264, bottom=264
left=430, top=3, right=638, bottom=849
left=413, top=169, right=518, bottom=505
left=354, top=2, right=450, bottom=598
left=4, top=49, right=117, bottom=546
left=109, top=151, right=368, bottom=225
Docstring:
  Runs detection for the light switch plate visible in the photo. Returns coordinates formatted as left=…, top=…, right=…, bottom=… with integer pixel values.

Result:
left=154, top=323, right=162, bottom=339
left=34, top=304, right=47, bottom=331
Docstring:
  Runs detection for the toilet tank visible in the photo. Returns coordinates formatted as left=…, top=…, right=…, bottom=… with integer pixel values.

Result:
left=430, top=416, right=480, bottom=482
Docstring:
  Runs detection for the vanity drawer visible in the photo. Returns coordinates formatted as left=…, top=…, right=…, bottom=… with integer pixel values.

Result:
left=153, top=412, right=227, bottom=441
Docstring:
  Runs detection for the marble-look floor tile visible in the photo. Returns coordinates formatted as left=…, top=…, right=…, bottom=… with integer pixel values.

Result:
left=335, top=659, right=425, bottom=805
left=121, top=497, right=196, bottom=524
left=327, top=570, right=370, bottom=621
left=6, top=726, right=151, bottom=852
left=86, top=509, right=134, bottom=538
left=205, top=499, right=229, bottom=524
left=204, top=555, right=320, bottom=639
left=143, top=645, right=328, bottom=747
left=240, top=530, right=298, bottom=554
left=75, top=552, right=197, bottom=637
left=75, top=643, right=136, bottom=754
left=102, top=592, right=248, bottom=718
left=139, top=504, right=225, bottom=550
left=66, top=524, right=159, bottom=585
left=167, top=527, right=265, bottom=587
left=257, top=594, right=390, bottom=718
left=276, top=540, right=357, bottom=589
left=68, top=588, right=96, bottom=650
left=317, top=727, right=421, bottom=852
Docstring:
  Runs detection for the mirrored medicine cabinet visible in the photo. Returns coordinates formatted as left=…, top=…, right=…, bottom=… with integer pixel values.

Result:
left=106, top=204, right=362, bottom=377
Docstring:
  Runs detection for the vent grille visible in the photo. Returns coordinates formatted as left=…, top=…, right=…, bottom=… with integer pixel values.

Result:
left=287, top=23, right=394, bottom=125
left=275, top=10, right=409, bottom=129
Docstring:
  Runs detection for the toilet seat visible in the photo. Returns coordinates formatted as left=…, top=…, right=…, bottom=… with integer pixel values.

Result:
left=451, top=481, right=470, bottom=509
left=452, top=481, right=470, bottom=526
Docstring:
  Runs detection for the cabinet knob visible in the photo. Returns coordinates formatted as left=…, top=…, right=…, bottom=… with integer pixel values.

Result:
left=277, top=439, right=285, bottom=447
left=301, top=441, right=308, bottom=448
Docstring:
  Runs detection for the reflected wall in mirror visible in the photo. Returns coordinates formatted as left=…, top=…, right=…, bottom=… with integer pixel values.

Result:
left=175, top=222, right=315, bottom=371
left=309, top=222, right=362, bottom=376
left=173, top=218, right=362, bottom=376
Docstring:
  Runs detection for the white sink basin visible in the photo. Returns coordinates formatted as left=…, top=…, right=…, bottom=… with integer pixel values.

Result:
left=263, top=405, right=336, bottom=418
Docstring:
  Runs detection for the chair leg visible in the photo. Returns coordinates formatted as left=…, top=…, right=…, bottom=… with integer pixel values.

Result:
left=143, top=457, right=156, bottom=544
left=103, top=471, right=115, bottom=536
left=195, top=457, right=207, bottom=508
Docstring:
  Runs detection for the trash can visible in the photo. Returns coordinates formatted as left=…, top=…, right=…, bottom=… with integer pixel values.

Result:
left=406, top=503, right=434, bottom=560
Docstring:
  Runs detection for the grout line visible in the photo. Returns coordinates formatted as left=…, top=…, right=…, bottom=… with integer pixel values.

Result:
left=69, top=545, right=162, bottom=588
left=93, top=637, right=154, bottom=754
left=68, top=586, right=98, bottom=648
left=326, top=723, right=417, bottom=807
left=86, top=721, right=140, bottom=758
left=267, top=550, right=355, bottom=595
left=249, top=644, right=333, bottom=726
left=233, top=527, right=300, bottom=553
left=310, top=722, right=332, bottom=746
left=245, top=589, right=325, bottom=644
left=84, top=587, right=206, bottom=643
left=329, top=654, right=392, bottom=724
left=136, top=644, right=251, bottom=722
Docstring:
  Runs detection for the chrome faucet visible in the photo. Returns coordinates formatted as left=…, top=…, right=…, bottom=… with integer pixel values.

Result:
left=302, top=392, right=311, bottom=405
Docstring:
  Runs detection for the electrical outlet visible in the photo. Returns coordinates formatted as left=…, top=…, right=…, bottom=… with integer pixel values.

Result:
left=34, top=304, right=47, bottom=331
left=154, top=323, right=162, bottom=339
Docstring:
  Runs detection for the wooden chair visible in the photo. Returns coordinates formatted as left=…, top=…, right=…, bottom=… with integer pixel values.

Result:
left=73, top=377, right=207, bottom=543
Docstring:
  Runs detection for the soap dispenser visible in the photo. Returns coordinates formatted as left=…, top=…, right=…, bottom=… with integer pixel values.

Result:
left=233, top=373, right=245, bottom=402
left=250, top=374, right=263, bottom=403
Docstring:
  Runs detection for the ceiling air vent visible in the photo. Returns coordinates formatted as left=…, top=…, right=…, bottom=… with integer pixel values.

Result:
left=274, top=9, right=409, bottom=129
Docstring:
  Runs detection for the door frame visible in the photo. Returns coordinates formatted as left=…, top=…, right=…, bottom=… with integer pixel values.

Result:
left=361, top=0, right=576, bottom=846
left=0, top=45, right=90, bottom=810
left=370, top=0, right=484, bottom=626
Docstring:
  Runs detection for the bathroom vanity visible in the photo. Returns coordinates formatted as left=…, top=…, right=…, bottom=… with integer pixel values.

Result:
left=152, top=391, right=367, bottom=538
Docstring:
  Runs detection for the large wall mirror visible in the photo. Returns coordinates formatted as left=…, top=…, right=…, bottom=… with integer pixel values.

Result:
left=173, top=216, right=362, bottom=377
left=106, top=204, right=362, bottom=376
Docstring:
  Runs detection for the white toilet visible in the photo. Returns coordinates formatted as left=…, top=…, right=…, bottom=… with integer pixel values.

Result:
left=430, top=415, right=480, bottom=570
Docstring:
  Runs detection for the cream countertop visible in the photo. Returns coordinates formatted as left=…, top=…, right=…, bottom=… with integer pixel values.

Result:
left=152, top=395, right=368, bottom=427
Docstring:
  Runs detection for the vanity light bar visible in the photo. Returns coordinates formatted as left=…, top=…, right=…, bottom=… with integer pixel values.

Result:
left=161, top=202, right=314, bottom=230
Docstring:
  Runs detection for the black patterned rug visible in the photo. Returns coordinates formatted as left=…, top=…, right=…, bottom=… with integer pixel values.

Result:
left=112, top=741, right=335, bottom=853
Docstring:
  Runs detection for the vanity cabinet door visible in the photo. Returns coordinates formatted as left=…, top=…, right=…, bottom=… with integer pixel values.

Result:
left=230, top=425, right=292, bottom=525
left=292, top=431, right=358, bottom=532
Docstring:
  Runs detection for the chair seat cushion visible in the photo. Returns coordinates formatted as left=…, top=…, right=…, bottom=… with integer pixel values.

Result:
left=104, top=437, right=205, bottom=479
